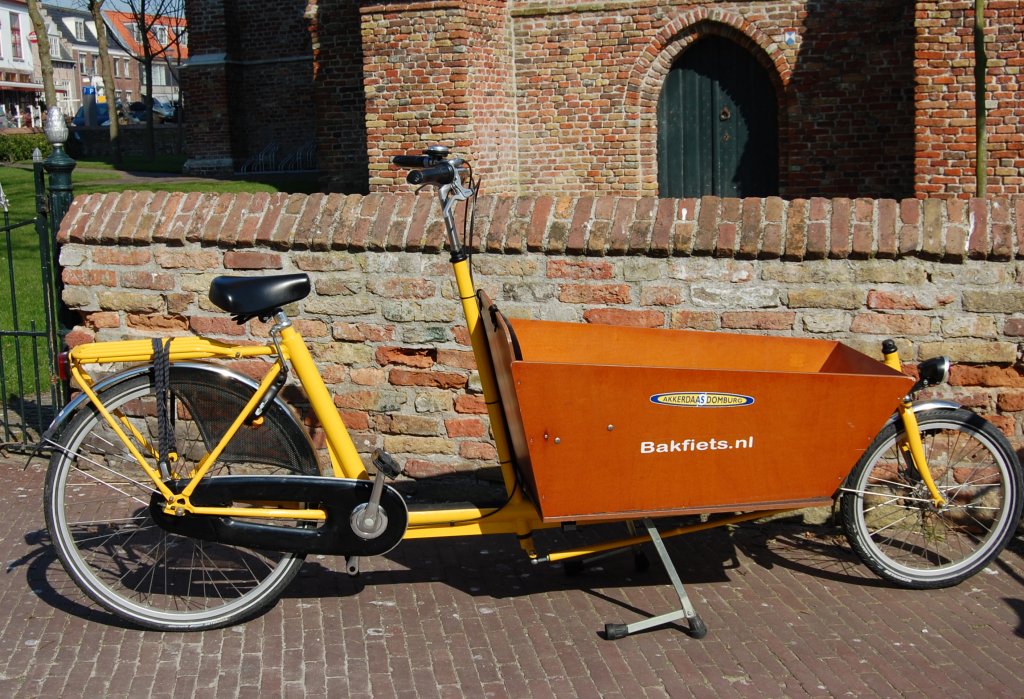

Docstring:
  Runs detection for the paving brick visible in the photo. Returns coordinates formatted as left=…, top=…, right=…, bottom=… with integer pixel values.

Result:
left=5, top=458, right=1024, bottom=697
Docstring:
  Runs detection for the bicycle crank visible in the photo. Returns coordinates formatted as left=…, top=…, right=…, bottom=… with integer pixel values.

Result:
left=149, top=474, right=408, bottom=556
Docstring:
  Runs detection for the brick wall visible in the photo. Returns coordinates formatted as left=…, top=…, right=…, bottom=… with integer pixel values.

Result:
left=181, top=0, right=316, bottom=175
left=359, top=1, right=518, bottom=194
left=343, top=1, right=1016, bottom=198
left=56, top=191, right=1024, bottom=474
left=916, top=1, right=1024, bottom=198
left=70, top=125, right=183, bottom=160
left=184, top=0, right=1024, bottom=198
left=307, top=0, right=369, bottom=193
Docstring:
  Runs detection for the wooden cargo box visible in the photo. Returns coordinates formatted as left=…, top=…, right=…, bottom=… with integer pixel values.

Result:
left=482, top=298, right=914, bottom=523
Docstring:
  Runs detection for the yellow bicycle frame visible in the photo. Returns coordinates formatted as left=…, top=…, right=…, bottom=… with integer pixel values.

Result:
left=881, top=346, right=946, bottom=507
left=65, top=251, right=938, bottom=561
left=64, top=255, right=551, bottom=548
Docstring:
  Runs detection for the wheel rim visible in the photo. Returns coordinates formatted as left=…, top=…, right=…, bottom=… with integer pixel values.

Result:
left=851, top=417, right=1015, bottom=581
left=48, top=378, right=305, bottom=628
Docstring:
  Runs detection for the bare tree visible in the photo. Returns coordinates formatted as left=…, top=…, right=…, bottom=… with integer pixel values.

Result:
left=87, top=0, right=121, bottom=162
left=114, top=0, right=185, bottom=157
left=27, top=0, right=57, bottom=108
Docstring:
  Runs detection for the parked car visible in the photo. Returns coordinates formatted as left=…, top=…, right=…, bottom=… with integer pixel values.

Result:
left=72, top=102, right=141, bottom=127
left=71, top=103, right=110, bottom=127
left=129, top=98, right=177, bottom=123
left=152, top=98, right=176, bottom=122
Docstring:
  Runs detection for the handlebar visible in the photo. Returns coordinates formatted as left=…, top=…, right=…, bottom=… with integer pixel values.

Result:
left=392, top=155, right=437, bottom=168
left=392, top=147, right=476, bottom=258
left=406, top=163, right=455, bottom=186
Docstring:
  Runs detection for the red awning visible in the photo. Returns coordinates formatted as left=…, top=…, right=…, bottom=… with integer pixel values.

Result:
left=0, top=81, right=42, bottom=91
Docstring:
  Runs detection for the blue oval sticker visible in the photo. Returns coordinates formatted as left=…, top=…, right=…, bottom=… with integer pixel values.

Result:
left=650, top=392, right=755, bottom=408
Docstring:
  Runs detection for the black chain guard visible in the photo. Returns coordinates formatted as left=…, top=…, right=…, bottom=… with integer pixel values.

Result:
left=149, top=475, right=408, bottom=556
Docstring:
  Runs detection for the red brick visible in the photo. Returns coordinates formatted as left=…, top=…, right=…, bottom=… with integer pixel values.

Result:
left=950, top=365, right=1024, bottom=388
left=388, top=368, right=467, bottom=389
left=65, top=326, right=95, bottom=347
left=91, top=248, right=151, bottom=265
left=997, top=391, right=1024, bottom=412
left=339, top=409, right=370, bottom=431
left=437, top=349, right=477, bottom=370
left=121, top=271, right=175, bottom=290
left=1004, top=317, right=1024, bottom=337
left=669, top=311, right=718, bottom=330
left=223, top=251, right=283, bottom=270
left=867, top=290, right=952, bottom=311
left=334, top=323, right=395, bottom=343
left=720, top=311, right=796, bottom=330
left=546, top=259, right=614, bottom=280
left=558, top=283, right=630, bottom=305
left=404, top=458, right=456, bottom=478
left=455, top=394, right=487, bottom=414
left=376, top=347, right=436, bottom=368
left=84, top=311, right=120, bottom=329
left=582, top=308, right=664, bottom=327
left=126, top=314, right=189, bottom=331
left=445, top=417, right=486, bottom=438
left=190, top=315, right=247, bottom=336
left=460, top=441, right=497, bottom=460
left=63, top=269, right=116, bottom=287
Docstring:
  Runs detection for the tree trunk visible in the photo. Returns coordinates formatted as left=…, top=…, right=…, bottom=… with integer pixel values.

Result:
left=89, top=0, right=121, bottom=163
left=27, top=0, right=56, bottom=108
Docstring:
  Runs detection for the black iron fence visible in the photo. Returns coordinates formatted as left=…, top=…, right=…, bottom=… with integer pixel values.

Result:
left=0, top=139, right=73, bottom=451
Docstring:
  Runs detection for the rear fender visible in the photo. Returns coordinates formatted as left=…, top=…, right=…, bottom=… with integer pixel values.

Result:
left=40, top=362, right=317, bottom=471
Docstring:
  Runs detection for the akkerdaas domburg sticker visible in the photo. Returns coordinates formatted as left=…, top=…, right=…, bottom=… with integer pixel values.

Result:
left=641, top=391, right=757, bottom=455
left=649, top=391, right=755, bottom=408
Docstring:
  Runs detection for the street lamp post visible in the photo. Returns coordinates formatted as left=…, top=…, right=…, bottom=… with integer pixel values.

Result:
left=43, top=105, right=76, bottom=226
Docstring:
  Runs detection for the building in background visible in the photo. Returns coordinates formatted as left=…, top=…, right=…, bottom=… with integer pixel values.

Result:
left=44, top=4, right=139, bottom=116
left=0, top=0, right=42, bottom=127
left=103, top=10, right=186, bottom=105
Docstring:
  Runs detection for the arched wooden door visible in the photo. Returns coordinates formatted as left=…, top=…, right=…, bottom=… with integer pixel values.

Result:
left=657, top=37, right=779, bottom=198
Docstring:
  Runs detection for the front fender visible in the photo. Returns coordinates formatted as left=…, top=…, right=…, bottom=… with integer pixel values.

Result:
left=881, top=399, right=960, bottom=432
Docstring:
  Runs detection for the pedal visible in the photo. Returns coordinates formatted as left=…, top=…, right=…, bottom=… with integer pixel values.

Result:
left=372, top=449, right=403, bottom=479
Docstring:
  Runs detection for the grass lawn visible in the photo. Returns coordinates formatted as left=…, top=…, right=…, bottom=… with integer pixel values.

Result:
left=0, top=159, right=321, bottom=404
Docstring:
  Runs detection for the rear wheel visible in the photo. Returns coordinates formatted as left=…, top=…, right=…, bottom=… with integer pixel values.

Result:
left=44, top=368, right=319, bottom=630
left=840, top=409, right=1022, bottom=588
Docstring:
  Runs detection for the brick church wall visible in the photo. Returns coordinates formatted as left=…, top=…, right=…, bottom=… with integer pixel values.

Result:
left=916, top=1, right=1024, bottom=198
left=183, top=1, right=1023, bottom=199
left=359, top=1, right=518, bottom=194
left=182, top=0, right=316, bottom=175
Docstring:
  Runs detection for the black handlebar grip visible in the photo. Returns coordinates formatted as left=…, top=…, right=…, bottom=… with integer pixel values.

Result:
left=407, top=163, right=455, bottom=186
left=392, top=155, right=435, bottom=167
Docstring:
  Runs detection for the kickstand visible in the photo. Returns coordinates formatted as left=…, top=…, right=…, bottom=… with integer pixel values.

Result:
left=603, top=518, right=707, bottom=640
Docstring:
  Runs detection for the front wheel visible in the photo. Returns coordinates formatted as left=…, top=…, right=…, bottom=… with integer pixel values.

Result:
left=44, top=367, right=320, bottom=630
left=840, top=409, right=1023, bottom=589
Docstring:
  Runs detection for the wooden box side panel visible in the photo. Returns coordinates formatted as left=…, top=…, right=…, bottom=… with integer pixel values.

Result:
left=479, top=295, right=540, bottom=496
left=819, top=342, right=906, bottom=377
left=509, top=318, right=839, bottom=373
left=509, top=362, right=913, bottom=521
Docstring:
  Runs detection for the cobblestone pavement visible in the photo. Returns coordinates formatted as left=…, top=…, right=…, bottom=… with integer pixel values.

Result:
left=3, top=454, right=1024, bottom=698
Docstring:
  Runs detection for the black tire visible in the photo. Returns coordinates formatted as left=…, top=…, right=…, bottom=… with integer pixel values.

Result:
left=44, top=367, right=319, bottom=630
left=840, top=409, right=1023, bottom=589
